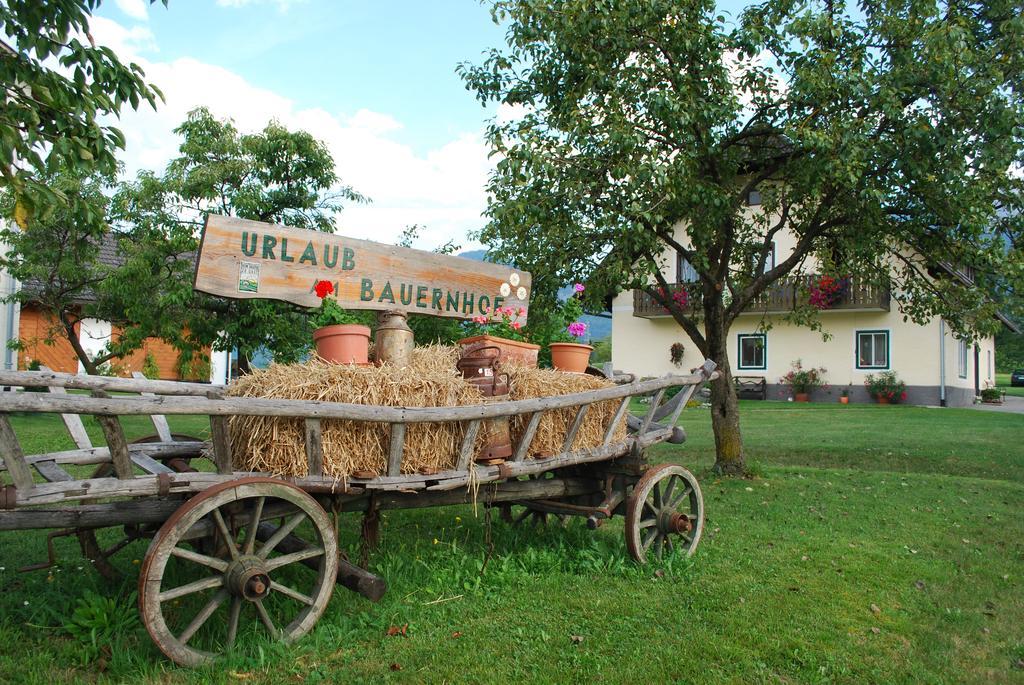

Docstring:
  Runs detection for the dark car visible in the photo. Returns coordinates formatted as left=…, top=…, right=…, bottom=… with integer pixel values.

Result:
left=1012, top=369, right=1024, bottom=387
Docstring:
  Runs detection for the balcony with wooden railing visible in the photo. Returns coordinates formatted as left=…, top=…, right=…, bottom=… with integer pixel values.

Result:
left=632, top=276, right=890, bottom=318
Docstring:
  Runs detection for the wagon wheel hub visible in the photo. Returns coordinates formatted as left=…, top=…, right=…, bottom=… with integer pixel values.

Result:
left=226, top=556, right=272, bottom=601
left=666, top=511, right=693, bottom=534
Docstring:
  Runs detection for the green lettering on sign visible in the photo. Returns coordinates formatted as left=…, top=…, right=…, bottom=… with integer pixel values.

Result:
left=378, top=281, right=396, bottom=304
left=299, top=241, right=317, bottom=265
left=342, top=248, right=356, bottom=271
left=416, top=285, right=429, bottom=309
left=261, top=235, right=277, bottom=260
left=241, top=231, right=257, bottom=256
left=360, top=278, right=374, bottom=301
left=280, top=238, right=295, bottom=263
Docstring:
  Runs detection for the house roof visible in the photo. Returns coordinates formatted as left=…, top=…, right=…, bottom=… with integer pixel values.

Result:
left=19, top=232, right=197, bottom=305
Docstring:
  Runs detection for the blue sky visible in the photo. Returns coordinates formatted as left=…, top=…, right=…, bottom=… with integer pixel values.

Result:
left=98, top=1, right=508, bottom=157
left=92, top=0, right=752, bottom=249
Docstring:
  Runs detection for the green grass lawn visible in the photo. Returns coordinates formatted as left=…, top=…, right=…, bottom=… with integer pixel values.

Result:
left=1, top=403, right=1022, bottom=684
left=996, top=372, right=1024, bottom=398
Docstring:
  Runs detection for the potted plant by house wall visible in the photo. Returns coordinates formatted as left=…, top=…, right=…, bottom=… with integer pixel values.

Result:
left=863, top=370, right=907, bottom=404
left=839, top=387, right=849, bottom=404
left=780, top=359, right=827, bottom=402
left=549, top=283, right=593, bottom=373
left=458, top=304, right=540, bottom=366
left=311, top=280, right=372, bottom=364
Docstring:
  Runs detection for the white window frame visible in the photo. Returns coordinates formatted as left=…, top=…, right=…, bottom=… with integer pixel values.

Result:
left=737, top=333, right=767, bottom=371
left=957, top=339, right=968, bottom=379
left=855, top=330, right=889, bottom=370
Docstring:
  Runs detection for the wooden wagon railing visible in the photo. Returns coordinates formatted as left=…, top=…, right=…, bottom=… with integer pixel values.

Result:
left=0, top=361, right=718, bottom=513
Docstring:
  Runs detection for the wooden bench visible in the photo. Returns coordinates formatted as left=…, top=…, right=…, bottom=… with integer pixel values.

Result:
left=734, top=376, right=767, bottom=400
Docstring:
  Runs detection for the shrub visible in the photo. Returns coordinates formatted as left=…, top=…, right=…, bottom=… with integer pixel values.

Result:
left=141, top=351, right=160, bottom=379
left=864, top=370, right=907, bottom=403
left=980, top=387, right=1002, bottom=402
left=780, top=359, right=827, bottom=394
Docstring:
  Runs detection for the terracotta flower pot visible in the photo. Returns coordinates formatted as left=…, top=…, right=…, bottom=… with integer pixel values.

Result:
left=839, top=396, right=849, bottom=404
left=313, top=324, right=371, bottom=364
left=876, top=394, right=890, bottom=405
left=794, top=392, right=810, bottom=402
left=550, top=342, right=593, bottom=373
left=458, top=334, right=540, bottom=368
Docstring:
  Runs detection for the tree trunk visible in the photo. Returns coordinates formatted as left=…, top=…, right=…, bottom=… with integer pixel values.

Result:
left=705, top=301, right=747, bottom=476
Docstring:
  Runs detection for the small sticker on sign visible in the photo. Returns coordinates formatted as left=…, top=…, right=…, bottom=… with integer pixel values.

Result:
left=238, top=261, right=260, bottom=293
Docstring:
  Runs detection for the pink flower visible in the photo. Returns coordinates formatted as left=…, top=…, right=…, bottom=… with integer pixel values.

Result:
left=567, top=321, right=587, bottom=338
left=511, top=321, right=522, bottom=330
left=482, top=306, right=491, bottom=314
left=573, top=283, right=585, bottom=293
left=518, top=307, right=526, bottom=316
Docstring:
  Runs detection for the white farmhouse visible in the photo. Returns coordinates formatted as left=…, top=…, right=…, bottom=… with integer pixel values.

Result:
left=610, top=191, right=1015, bottom=407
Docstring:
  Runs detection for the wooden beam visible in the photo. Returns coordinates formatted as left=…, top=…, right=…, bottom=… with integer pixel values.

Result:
left=42, top=383, right=93, bottom=450
left=455, top=420, right=482, bottom=471
left=603, top=397, right=632, bottom=446
left=512, top=412, right=543, bottom=462
left=132, top=372, right=174, bottom=442
left=561, top=404, right=590, bottom=453
left=209, top=416, right=233, bottom=475
left=0, top=414, right=34, bottom=491
left=386, top=423, right=405, bottom=477
left=305, top=418, right=323, bottom=477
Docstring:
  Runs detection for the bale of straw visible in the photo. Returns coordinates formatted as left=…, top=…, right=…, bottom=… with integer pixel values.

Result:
left=226, top=346, right=483, bottom=478
left=226, top=345, right=627, bottom=478
left=504, top=365, right=627, bottom=457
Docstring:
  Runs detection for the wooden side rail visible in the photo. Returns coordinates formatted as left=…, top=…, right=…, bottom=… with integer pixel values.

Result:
left=0, top=369, right=221, bottom=397
left=0, top=361, right=719, bottom=424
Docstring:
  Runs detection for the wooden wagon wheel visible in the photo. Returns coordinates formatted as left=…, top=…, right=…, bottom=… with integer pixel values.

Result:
left=497, top=472, right=570, bottom=527
left=139, top=477, right=338, bottom=667
left=625, top=463, right=703, bottom=564
left=78, top=433, right=202, bottom=580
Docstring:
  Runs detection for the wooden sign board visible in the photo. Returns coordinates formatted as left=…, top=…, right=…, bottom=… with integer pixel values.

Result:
left=193, top=215, right=531, bottom=321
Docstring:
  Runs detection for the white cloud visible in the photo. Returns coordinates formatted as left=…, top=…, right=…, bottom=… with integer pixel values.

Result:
left=113, top=0, right=149, bottom=21
left=88, top=16, right=157, bottom=59
left=93, top=18, right=492, bottom=250
left=215, top=0, right=306, bottom=11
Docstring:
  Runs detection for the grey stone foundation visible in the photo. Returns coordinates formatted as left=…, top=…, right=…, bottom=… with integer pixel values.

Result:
left=760, top=383, right=978, bottom=407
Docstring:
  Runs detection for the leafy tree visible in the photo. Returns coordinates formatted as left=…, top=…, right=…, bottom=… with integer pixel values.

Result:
left=461, top=0, right=1024, bottom=474
left=0, top=0, right=163, bottom=219
left=105, top=107, right=366, bottom=371
left=0, top=171, right=118, bottom=373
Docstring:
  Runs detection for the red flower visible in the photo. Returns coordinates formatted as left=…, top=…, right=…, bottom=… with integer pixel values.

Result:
left=314, top=280, right=334, bottom=299
left=900, top=391, right=907, bottom=401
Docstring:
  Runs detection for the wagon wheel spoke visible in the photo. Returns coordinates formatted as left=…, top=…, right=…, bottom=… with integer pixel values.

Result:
left=170, top=545, right=230, bottom=572
left=669, top=487, right=692, bottom=512
left=258, top=512, right=307, bottom=559
left=243, top=496, right=265, bottom=556
left=264, top=546, right=325, bottom=572
left=226, top=597, right=242, bottom=649
left=178, top=589, right=229, bottom=646
left=638, top=517, right=657, bottom=529
left=253, top=599, right=280, bottom=638
left=641, top=528, right=659, bottom=553
left=271, top=581, right=315, bottom=606
left=159, top=575, right=224, bottom=603
left=653, top=482, right=662, bottom=509
left=662, top=476, right=676, bottom=507
left=211, top=508, right=240, bottom=561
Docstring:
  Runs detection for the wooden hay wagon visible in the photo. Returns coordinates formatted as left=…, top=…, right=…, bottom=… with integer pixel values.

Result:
left=0, top=361, right=715, bottom=666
